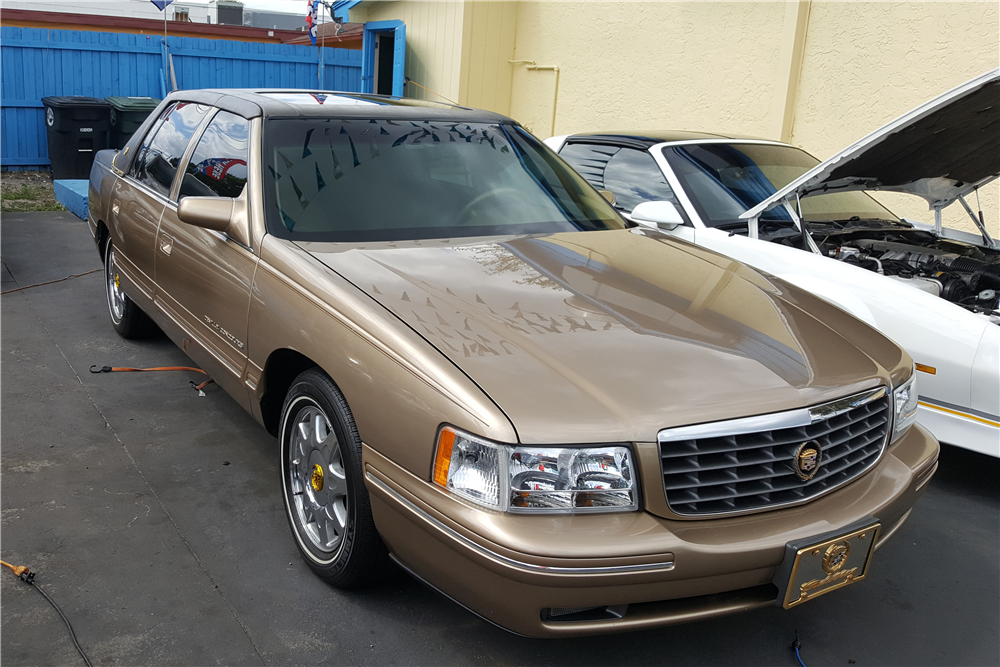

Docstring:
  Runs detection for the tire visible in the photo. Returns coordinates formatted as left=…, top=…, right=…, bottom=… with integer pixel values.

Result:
left=104, top=242, right=155, bottom=339
left=280, top=368, right=390, bottom=588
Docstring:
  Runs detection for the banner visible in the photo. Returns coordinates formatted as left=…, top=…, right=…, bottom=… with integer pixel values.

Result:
left=306, top=1, right=319, bottom=46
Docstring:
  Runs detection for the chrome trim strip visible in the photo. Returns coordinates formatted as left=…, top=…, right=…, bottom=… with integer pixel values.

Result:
left=365, top=473, right=675, bottom=576
left=153, top=296, right=243, bottom=378
left=657, top=387, right=887, bottom=443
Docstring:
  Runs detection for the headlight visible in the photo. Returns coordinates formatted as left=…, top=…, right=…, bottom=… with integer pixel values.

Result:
left=891, top=372, right=919, bottom=443
left=432, top=426, right=638, bottom=513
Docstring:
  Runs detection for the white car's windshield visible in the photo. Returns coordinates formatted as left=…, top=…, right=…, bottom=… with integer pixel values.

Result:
left=662, top=143, right=899, bottom=229
left=263, top=119, right=625, bottom=242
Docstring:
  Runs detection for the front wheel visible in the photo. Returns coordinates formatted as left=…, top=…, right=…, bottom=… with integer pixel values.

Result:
left=280, top=368, right=389, bottom=588
left=104, top=241, right=155, bottom=338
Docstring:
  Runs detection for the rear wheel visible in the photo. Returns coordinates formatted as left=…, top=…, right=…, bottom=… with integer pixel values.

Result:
left=280, top=368, right=389, bottom=588
left=104, top=242, right=155, bottom=339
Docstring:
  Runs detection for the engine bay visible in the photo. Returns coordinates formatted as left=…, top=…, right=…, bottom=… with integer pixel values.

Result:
left=764, top=222, right=1000, bottom=316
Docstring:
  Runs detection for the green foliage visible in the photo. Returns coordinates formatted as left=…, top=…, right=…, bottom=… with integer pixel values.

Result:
left=1, top=183, right=66, bottom=212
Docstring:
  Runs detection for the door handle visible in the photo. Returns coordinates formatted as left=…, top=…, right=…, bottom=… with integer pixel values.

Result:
left=159, top=234, right=174, bottom=256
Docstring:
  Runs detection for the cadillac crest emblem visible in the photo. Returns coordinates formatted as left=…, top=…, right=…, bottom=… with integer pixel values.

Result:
left=793, top=441, right=822, bottom=480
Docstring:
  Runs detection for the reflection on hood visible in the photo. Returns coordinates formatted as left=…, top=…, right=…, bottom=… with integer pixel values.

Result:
left=504, top=234, right=811, bottom=387
left=303, top=229, right=882, bottom=442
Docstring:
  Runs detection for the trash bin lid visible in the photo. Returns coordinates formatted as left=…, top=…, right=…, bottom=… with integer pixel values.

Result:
left=41, top=96, right=111, bottom=109
left=104, top=96, right=161, bottom=111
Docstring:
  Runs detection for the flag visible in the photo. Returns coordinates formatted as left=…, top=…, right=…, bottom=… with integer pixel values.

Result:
left=194, top=158, right=247, bottom=181
left=151, top=0, right=174, bottom=10
left=306, top=0, right=319, bottom=46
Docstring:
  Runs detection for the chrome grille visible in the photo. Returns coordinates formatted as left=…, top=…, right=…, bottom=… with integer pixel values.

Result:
left=658, top=388, right=891, bottom=517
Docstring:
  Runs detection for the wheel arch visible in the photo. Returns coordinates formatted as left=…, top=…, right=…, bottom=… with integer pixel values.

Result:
left=96, top=220, right=110, bottom=262
left=259, top=348, right=320, bottom=437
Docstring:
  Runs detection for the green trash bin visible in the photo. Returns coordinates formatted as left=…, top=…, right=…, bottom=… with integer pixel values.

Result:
left=105, top=96, right=161, bottom=150
left=41, top=96, right=112, bottom=180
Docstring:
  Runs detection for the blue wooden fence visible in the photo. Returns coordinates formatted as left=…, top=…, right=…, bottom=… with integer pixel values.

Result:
left=1, top=27, right=363, bottom=170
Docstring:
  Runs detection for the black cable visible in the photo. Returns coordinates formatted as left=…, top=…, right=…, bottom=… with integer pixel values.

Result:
left=20, top=571, right=94, bottom=667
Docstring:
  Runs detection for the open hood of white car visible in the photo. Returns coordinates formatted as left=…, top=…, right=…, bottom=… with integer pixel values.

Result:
left=742, top=68, right=1000, bottom=219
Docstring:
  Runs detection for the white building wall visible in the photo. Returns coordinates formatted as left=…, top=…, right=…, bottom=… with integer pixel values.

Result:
left=1, top=0, right=215, bottom=23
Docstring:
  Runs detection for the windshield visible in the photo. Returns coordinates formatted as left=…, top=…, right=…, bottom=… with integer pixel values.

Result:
left=262, top=119, right=624, bottom=242
left=662, top=143, right=898, bottom=228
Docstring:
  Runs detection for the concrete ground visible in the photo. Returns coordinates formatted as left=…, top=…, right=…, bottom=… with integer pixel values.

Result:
left=1, top=211, right=998, bottom=666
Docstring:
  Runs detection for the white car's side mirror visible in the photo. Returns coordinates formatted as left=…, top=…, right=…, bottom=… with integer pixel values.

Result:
left=630, top=201, right=684, bottom=231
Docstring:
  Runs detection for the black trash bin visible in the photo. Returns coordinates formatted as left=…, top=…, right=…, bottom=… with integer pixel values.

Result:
left=41, top=96, right=111, bottom=180
left=106, top=96, right=161, bottom=150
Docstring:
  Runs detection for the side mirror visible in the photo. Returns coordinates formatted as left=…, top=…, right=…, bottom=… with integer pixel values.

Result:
left=177, top=196, right=234, bottom=232
left=597, top=189, right=616, bottom=205
left=630, top=201, right=684, bottom=231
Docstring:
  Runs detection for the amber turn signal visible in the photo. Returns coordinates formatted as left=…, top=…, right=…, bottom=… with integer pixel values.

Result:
left=915, top=363, right=936, bottom=375
left=433, top=428, right=456, bottom=487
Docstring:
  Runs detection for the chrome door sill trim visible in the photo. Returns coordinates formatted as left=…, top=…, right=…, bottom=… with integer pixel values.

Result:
left=365, top=473, right=675, bottom=576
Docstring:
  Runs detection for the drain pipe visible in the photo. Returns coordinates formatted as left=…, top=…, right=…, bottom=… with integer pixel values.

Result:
left=509, top=60, right=561, bottom=137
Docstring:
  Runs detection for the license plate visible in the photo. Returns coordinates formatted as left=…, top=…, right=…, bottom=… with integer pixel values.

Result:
left=777, top=520, right=881, bottom=609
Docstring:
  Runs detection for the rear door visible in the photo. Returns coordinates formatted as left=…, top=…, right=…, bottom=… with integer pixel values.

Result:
left=153, top=109, right=257, bottom=410
left=113, top=102, right=211, bottom=302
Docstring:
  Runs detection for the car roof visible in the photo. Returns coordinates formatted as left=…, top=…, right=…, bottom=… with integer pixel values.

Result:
left=161, top=88, right=514, bottom=123
left=563, top=130, right=774, bottom=150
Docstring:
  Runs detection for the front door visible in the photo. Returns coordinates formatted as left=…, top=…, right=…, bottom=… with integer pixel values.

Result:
left=153, top=110, right=257, bottom=409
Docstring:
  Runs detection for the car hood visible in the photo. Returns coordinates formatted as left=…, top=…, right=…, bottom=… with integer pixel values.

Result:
left=742, top=68, right=999, bottom=218
left=302, top=230, right=890, bottom=444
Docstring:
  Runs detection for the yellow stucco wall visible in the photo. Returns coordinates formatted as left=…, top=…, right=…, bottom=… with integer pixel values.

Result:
left=504, top=0, right=998, bottom=235
left=792, top=1, right=999, bottom=234
left=508, top=2, right=790, bottom=139
left=357, top=1, right=998, bottom=235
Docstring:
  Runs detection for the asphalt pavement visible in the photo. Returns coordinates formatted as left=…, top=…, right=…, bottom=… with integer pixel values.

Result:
left=2, top=210, right=998, bottom=666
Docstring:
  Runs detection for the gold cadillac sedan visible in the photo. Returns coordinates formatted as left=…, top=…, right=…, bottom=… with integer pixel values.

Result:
left=88, top=89, right=939, bottom=637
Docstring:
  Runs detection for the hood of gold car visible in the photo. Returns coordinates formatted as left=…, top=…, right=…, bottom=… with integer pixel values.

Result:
left=303, top=229, right=889, bottom=444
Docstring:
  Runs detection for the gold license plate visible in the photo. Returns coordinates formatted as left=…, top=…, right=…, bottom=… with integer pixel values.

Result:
left=779, top=521, right=881, bottom=609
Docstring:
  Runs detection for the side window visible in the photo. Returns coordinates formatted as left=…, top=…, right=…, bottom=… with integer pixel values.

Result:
left=602, top=147, right=680, bottom=214
left=130, top=102, right=210, bottom=198
left=560, top=143, right=685, bottom=219
left=181, top=111, right=250, bottom=199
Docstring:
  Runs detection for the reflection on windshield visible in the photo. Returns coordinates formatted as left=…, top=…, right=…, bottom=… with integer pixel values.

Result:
left=663, top=144, right=897, bottom=227
left=262, top=120, right=624, bottom=242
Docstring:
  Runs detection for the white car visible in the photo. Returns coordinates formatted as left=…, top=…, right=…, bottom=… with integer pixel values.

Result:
left=546, top=69, right=999, bottom=457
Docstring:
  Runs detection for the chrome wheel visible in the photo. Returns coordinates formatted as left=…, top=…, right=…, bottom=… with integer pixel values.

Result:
left=287, top=401, right=348, bottom=555
left=106, top=244, right=126, bottom=324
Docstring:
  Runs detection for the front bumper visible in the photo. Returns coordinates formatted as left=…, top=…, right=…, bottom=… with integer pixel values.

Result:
left=363, top=424, right=938, bottom=637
